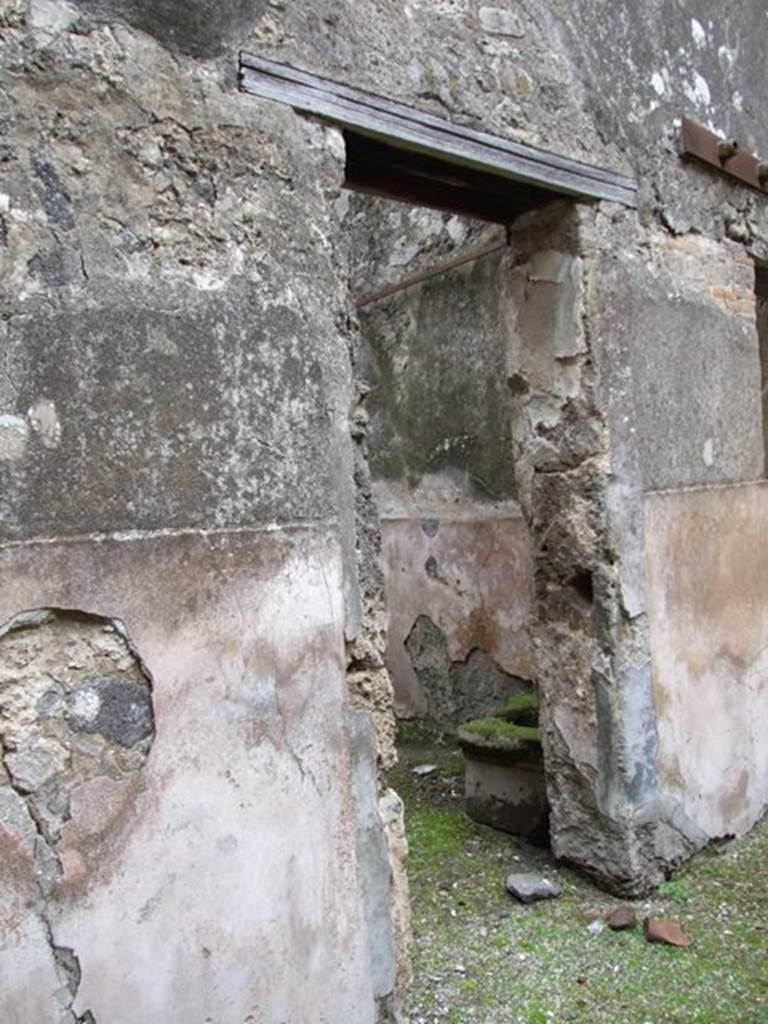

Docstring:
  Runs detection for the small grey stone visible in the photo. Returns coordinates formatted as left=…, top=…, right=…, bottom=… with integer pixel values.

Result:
left=28, top=250, right=70, bottom=287
left=505, top=873, right=562, bottom=904
left=421, top=519, right=439, bottom=537
left=479, top=6, right=525, bottom=36
left=606, top=905, right=637, bottom=930
left=5, top=743, right=63, bottom=792
left=32, top=156, right=75, bottom=230
left=0, top=787, right=38, bottom=857
left=36, top=684, right=64, bottom=718
left=66, top=677, right=154, bottom=748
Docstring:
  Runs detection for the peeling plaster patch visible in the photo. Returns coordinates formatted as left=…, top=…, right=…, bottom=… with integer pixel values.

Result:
left=28, top=400, right=62, bottom=450
left=405, top=614, right=532, bottom=727
left=478, top=6, right=525, bottom=37
left=690, top=19, right=706, bottom=49
left=145, top=324, right=180, bottom=357
left=0, top=609, right=154, bottom=1019
left=685, top=72, right=711, bottom=108
left=28, top=0, right=78, bottom=38
left=717, top=45, right=735, bottom=70
left=0, top=414, right=30, bottom=461
left=650, top=72, right=667, bottom=98
left=702, top=437, right=715, bottom=467
left=0, top=609, right=154, bottom=879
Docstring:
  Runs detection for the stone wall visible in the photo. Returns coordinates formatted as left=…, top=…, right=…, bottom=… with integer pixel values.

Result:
left=2, top=0, right=768, bottom=1017
left=0, top=2, right=397, bottom=1019
left=354, top=187, right=768, bottom=893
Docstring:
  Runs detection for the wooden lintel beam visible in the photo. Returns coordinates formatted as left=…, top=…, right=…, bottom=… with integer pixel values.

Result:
left=239, top=53, right=637, bottom=209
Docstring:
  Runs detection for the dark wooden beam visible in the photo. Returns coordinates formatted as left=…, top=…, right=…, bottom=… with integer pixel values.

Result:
left=239, top=53, right=637, bottom=209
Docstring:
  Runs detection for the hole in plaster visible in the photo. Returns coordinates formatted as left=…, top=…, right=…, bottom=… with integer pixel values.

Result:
left=569, top=569, right=594, bottom=604
left=404, top=614, right=533, bottom=729
left=0, top=608, right=155, bottom=877
left=0, top=608, right=154, bottom=1019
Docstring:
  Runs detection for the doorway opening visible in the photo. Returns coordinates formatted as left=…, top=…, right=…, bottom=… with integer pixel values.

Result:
left=338, top=163, right=601, bottom=1015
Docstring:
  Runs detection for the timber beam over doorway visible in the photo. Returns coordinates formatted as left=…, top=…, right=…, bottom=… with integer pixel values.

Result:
left=239, top=54, right=637, bottom=222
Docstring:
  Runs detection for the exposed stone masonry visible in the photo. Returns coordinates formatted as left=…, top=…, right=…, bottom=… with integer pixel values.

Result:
left=0, top=609, right=153, bottom=1023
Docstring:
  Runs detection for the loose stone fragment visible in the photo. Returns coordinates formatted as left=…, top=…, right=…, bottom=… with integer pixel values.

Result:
left=606, top=906, right=637, bottom=931
left=478, top=6, right=525, bottom=36
left=411, top=764, right=438, bottom=777
left=66, top=677, right=154, bottom=748
left=505, top=873, right=562, bottom=904
left=643, top=917, right=692, bottom=947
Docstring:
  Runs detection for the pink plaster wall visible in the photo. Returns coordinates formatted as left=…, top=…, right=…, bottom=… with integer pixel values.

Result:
left=645, top=482, right=768, bottom=838
left=382, top=516, right=535, bottom=717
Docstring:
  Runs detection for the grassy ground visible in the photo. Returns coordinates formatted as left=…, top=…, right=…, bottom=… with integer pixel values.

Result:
left=393, top=730, right=768, bottom=1024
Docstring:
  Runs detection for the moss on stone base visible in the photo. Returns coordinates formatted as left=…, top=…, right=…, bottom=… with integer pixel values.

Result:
left=460, top=716, right=540, bottom=744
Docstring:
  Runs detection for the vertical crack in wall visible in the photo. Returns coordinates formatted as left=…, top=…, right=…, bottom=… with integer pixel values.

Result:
left=0, top=608, right=155, bottom=1022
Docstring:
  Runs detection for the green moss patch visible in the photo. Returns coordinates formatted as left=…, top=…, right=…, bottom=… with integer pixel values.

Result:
left=460, top=716, right=540, bottom=744
left=397, top=720, right=447, bottom=747
left=393, top=735, right=768, bottom=1024
left=500, top=691, right=538, bottom=716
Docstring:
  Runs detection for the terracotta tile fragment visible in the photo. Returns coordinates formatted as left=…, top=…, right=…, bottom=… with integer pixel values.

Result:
left=643, top=917, right=692, bottom=947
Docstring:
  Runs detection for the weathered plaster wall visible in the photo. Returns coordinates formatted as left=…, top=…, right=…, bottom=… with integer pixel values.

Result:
left=0, top=531, right=379, bottom=1023
left=0, top=2, right=400, bottom=1019
left=596, top=234, right=762, bottom=493
left=383, top=517, right=534, bottom=723
left=587, top=212, right=766, bottom=860
left=645, top=483, right=768, bottom=839
left=351, top=213, right=531, bottom=726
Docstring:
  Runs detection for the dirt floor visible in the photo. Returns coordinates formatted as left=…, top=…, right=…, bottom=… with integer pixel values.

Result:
left=393, top=726, right=768, bottom=1024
